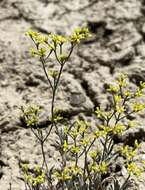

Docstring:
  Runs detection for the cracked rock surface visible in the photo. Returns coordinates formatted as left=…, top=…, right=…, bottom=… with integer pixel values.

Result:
left=1, top=0, right=145, bottom=189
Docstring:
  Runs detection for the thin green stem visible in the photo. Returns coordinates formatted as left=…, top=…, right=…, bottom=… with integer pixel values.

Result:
left=30, top=127, right=41, bottom=142
left=121, top=175, right=130, bottom=190
left=101, top=135, right=109, bottom=161
left=40, top=57, right=53, bottom=91
left=50, top=64, right=64, bottom=134
left=74, top=138, right=78, bottom=167
left=44, top=49, right=53, bottom=62
left=42, top=46, right=73, bottom=142
left=83, top=149, right=87, bottom=181
left=118, top=111, right=135, bottom=121
left=40, top=140, right=48, bottom=170
left=42, top=124, right=53, bottom=143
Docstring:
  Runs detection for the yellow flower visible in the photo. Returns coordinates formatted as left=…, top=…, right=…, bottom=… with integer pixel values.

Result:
left=22, top=105, right=41, bottom=127
left=127, top=162, right=143, bottom=177
left=35, top=35, right=48, bottom=44
left=95, top=107, right=107, bottom=119
left=30, top=48, right=38, bottom=56
left=98, top=161, right=108, bottom=174
left=113, top=124, right=126, bottom=134
left=48, top=70, right=58, bottom=78
left=107, top=84, right=119, bottom=93
left=120, top=143, right=140, bottom=161
left=25, top=29, right=39, bottom=38
left=114, top=95, right=122, bottom=103
left=71, top=145, right=80, bottom=154
left=95, top=107, right=102, bottom=118
left=135, top=88, right=143, bottom=97
left=76, top=119, right=89, bottom=133
left=90, top=162, right=108, bottom=174
left=24, top=174, right=32, bottom=183
left=23, top=169, right=45, bottom=187
left=63, top=140, right=68, bottom=152
left=70, top=129, right=79, bottom=138
left=70, top=165, right=83, bottom=176
left=50, top=34, right=67, bottom=45
left=30, top=48, right=46, bottom=57
left=21, top=163, right=29, bottom=172
left=90, top=163, right=98, bottom=172
left=124, top=90, right=132, bottom=97
left=94, top=130, right=105, bottom=138
left=32, top=173, right=45, bottom=186
left=64, top=126, right=69, bottom=134
left=140, top=81, right=145, bottom=89
left=55, top=167, right=72, bottom=181
left=34, top=165, right=41, bottom=173
left=97, top=125, right=112, bottom=135
left=116, top=74, right=127, bottom=87
left=127, top=120, right=138, bottom=128
left=80, top=137, right=90, bottom=146
left=142, top=160, right=145, bottom=168
left=116, top=105, right=126, bottom=113
left=89, top=151, right=97, bottom=159
left=134, top=140, right=141, bottom=149
left=26, top=30, right=49, bottom=46
left=38, top=48, right=46, bottom=57
left=133, top=102, right=145, bottom=112
left=70, top=27, right=91, bottom=44
left=89, top=150, right=100, bottom=159
left=59, top=54, right=68, bottom=63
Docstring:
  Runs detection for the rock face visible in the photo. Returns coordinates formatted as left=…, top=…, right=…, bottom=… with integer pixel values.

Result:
left=1, top=0, right=145, bottom=189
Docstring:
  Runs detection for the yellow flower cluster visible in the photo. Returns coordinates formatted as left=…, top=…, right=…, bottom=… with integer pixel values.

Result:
left=80, top=137, right=90, bottom=146
left=89, top=150, right=97, bottom=159
left=71, top=145, right=80, bottom=154
left=120, top=140, right=140, bottom=161
left=70, top=27, right=91, bottom=44
left=21, top=105, right=41, bottom=127
left=127, top=162, right=143, bottom=177
left=108, top=85, right=119, bottom=94
left=54, top=165, right=83, bottom=182
left=95, top=107, right=112, bottom=120
left=90, top=161, right=108, bottom=174
left=113, top=123, right=126, bottom=134
left=132, top=102, right=145, bottom=112
left=63, top=140, right=68, bottom=152
left=48, top=70, right=59, bottom=78
left=26, top=27, right=91, bottom=59
left=22, top=164, right=45, bottom=187
left=65, top=120, right=90, bottom=139
left=63, top=120, right=91, bottom=153
left=127, top=120, right=138, bottom=128
left=70, top=165, right=83, bottom=176
left=94, top=123, right=126, bottom=137
left=54, top=167, right=72, bottom=181
left=25, top=173, right=45, bottom=187
left=116, top=105, right=126, bottom=113
left=30, top=47, right=46, bottom=57
left=116, top=74, right=128, bottom=87
left=95, top=107, right=104, bottom=118
left=50, top=34, right=67, bottom=45
left=25, top=30, right=40, bottom=39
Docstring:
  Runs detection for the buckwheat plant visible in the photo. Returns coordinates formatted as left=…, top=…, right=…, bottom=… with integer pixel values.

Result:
left=20, top=28, right=145, bottom=190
